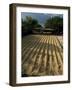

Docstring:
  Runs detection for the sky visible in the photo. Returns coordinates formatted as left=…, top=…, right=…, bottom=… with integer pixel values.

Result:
left=21, top=12, right=63, bottom=27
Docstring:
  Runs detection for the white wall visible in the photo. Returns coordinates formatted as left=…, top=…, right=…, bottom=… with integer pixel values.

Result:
left=0, top=0, right=72, bottom=90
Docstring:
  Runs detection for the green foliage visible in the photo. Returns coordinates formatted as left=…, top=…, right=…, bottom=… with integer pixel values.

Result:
left=22, top=16, right=42, bottom=36
left=44, top=16, right=63, bottom=34
left=22, top=16, right=63, bottom=36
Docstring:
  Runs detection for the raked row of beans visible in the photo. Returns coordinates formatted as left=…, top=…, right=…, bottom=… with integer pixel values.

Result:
left=22, top=35, right=63, bottom=76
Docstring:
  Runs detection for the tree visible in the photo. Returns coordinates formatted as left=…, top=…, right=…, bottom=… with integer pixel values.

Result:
left=44, top=16, right=63, bottom=35
left=22, top=16, right=40, bottom=36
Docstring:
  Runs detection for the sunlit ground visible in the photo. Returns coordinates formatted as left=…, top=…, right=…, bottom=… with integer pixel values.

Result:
left=21, top=34, right=63, bottom=77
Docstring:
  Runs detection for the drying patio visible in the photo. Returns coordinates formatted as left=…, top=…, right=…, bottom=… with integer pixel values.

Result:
left=22, top=34, right=63, bottom=77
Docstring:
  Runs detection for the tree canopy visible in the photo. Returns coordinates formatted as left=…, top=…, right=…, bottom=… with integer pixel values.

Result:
left=22, top=16, right=63, bottom=36
left=44, top=16, right=63, bottom=34
left=22, top=16, right=42, bottom=36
